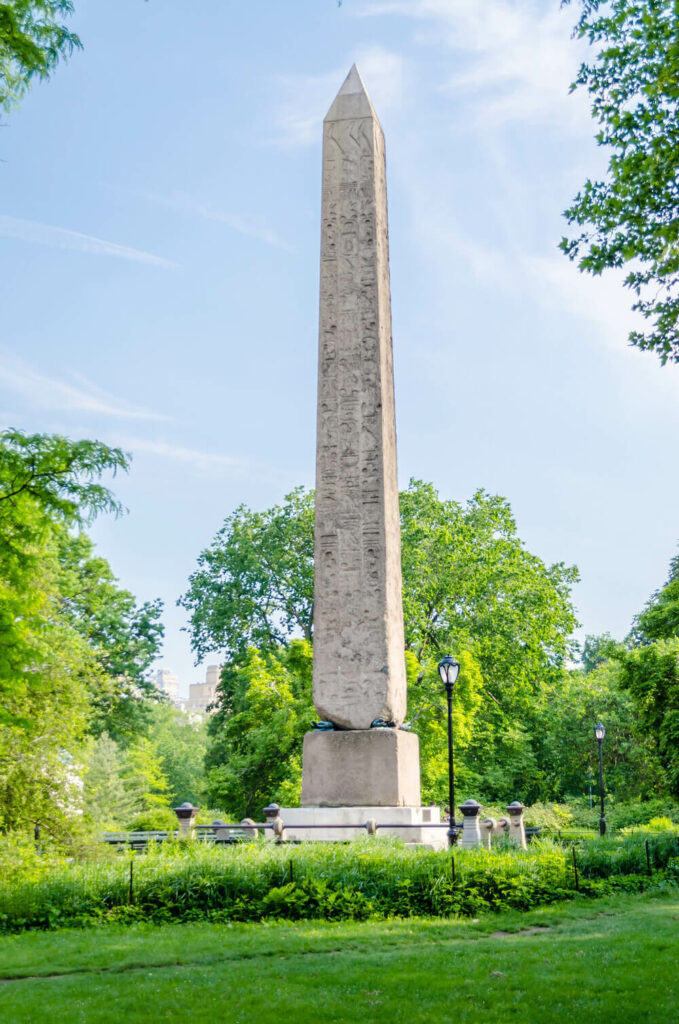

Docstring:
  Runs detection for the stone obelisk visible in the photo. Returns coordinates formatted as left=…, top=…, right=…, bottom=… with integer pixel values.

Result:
left=299, top=66, right=422, bottom=809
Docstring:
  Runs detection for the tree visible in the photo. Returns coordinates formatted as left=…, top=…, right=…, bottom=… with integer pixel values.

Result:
left=562, top=0, right=679, bottom=364
left=0, top=429, right=163, bottom=835
left=57, top=531, right=164, bottom=742
left=405, top=649, right=485, bottom=805
left=182, top=482, right=578, bottom=704
left=536, top=660, right=663, bottom=801
left=83, top=731, right=171, bottom=828
left=631, top=550, right=679, bottom=644
left=0, top=429, right=128, bottom=521
left=185, top=482, right=579, bottom=808
left=146, top=702, right=209, bottom=807
left=617, top=638, right=679, bottom=794
left=205, top=641, right=314, bottom=819
left=180, top=487, right=314, bottom=665
left=581, top=632, right=622, bottom=672
left=0, top=1, right=81, bottom=114
left=83, top=732, right=139, bottom=829
left=0, top=430, right=129, bottom=729
left=399, top=482, right=578, bottom=711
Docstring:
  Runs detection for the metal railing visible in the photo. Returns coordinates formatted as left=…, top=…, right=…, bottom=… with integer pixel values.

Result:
left=100, top=820, right=679, bottom=848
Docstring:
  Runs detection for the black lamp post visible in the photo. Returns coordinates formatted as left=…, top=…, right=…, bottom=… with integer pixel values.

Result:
left=594, top=722, right=606, bottom=836
left=438, top=655, right=461, bottom=847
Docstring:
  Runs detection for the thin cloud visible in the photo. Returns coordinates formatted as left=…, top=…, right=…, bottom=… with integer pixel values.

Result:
left=0, top=214, right=179, bottom=268
left=134, top=191, right=295, bottom=253
left=0, top=356, right=172, bottom=421
left=273, top=47, right=407, bottom=148
left=125, top=438, right=246, bottom=470
left=120, top=436, right=305, bottom=482
left=358, top=0, right=589, bottom=130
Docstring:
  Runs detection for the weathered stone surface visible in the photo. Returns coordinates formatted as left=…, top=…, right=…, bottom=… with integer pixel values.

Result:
left=301, top=729, right=420, bottom=807
left=313, top=64, right=407, bottom=730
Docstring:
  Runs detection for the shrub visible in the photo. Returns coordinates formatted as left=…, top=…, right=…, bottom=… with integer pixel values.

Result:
left=576, top=832, right=679, bottom=878
left=0, top=834, right=676, bottom=933
left=127, top=808, right=178, bottom=832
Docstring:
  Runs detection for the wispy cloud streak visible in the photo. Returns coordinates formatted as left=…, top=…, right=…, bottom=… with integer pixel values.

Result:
left=0, top=355, right=172, bottom=421
left=119, top=436, right=305, bottom=482
left=0, top=214, right=178, bottom=268
left=134, top=191, right=295, bottom=253
left=358, top=0, right=589, bottom=129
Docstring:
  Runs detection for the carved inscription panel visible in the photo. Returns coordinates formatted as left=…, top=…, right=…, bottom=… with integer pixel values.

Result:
left=313, top=105, right=407, bottom=730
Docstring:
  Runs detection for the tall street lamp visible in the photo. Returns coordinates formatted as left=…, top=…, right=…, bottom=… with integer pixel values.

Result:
left=594, top=722, right=606, bottom=836
left=438, top=655, right=461, bottom=847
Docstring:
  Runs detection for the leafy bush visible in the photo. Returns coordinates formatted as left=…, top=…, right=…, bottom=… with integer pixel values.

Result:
left=521, top=803, right=575, bottom=830
left=576, top=833, right=679, bottom=878
left=567, top=798, right=679, bottom=830
left=127, top=808, right=178, bottom=832
left=0, top=833, right=676, bottom=933
left=621, top=816, right=677, bottom=834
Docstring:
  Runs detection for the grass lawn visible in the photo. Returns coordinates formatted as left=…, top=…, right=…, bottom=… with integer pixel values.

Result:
left=0, top=891, right=676, bottom=1023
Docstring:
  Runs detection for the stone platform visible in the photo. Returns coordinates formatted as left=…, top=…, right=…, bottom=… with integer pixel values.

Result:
left=301, top=729, right=421, bottom=807
left=272, top=804, right=446, bottom=849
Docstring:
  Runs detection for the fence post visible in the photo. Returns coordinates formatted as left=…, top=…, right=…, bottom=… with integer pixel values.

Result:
left=645, top=839, right=651, bottom=875
left=289, top=858, right=294, bottom=883
left=572, top=846, right=579, bottom=892
left=459, top=800, right=483, bottom=849
left=129, top=858, right=134, bottom=905
left=174, top=802, right=199, bottom=839
left=506, top=802, right=527, bottom=849
left=451, top=855, right=456, bottom=887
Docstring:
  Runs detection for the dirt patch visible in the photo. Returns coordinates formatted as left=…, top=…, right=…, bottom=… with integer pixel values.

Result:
left=490, top=926, right=552, bottom=939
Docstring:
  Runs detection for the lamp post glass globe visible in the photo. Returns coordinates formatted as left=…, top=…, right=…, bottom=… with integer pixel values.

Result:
left=438, top=655, right=461, bottom=687
left=594, top=722, right=606, bottom=741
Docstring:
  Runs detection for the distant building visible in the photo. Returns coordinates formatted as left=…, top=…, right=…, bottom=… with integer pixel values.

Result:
left=183, top=664, right=221, bottom=713
left=154, top=668, right=179, bottom=702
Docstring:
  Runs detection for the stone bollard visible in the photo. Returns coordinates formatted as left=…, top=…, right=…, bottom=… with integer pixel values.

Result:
left=174, top=802, right=199, bottom=839
left=211, top=819, right=231, bottom=843
left=459, top=800, right=483, bottom=849
left=480, top=818, right=496, bottom=850
left=506, top=802, right=527, bottom=849
left=264, top=803, right=286, bottom=843
left=239, top=817, right=258, bottom=841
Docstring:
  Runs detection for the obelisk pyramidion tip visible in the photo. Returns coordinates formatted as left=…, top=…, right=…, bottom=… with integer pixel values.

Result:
left=338, top=64, right=365, bottom=96
left=324, top=64, right=378, bottom=122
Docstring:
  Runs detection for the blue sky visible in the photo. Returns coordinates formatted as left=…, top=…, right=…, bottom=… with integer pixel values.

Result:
left=2, top=0, right=678, bottom=695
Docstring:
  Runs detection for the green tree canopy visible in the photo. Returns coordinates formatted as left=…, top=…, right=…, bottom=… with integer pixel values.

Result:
left=617, top=638, right=679, bottom=795
left=145, top=703, right=209, bottom=807
left=180, top=487, right=314, bottom=664
left=562, top=0, right=679, bottom=364
left=205, top=641, right=314, bottom=819
left=0, top=1, right=81, bottom=113
left=631, top=550, right=679, bottom=644
left=0, top=430, right=163, bottom=834
left=184, top=482, right=580, bottom=811
left=182, top=482, right=578, bottom=717
left=57, top=532, right=164, bottom=742
left=0, top=430, right=131, bottom=729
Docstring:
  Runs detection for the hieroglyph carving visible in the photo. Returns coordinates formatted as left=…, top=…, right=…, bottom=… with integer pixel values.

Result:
left=312, top=67, right=407, bottom=730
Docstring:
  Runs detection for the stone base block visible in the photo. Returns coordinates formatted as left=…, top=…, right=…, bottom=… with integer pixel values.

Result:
left=273, top=805, right=446, bottom=849
left=301, top=729, right=421, bottom=807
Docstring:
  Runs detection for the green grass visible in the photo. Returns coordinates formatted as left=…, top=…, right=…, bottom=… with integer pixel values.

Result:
left=0, top=891, right=676, bottom=1022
